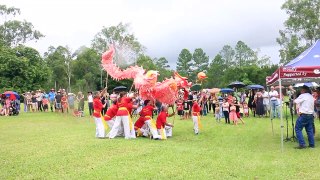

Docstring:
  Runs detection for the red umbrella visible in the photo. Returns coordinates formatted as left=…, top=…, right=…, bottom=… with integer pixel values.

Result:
left=3, top=91, right=20, bottom=100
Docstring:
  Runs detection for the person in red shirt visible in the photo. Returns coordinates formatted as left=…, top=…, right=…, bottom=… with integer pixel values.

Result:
left=192, top=99, right=202, bottom=135
left=139, top=100, right=161, bottom=139
left=108, top=92, right=137, bottom=139
left=134, top=116, right=148, bottom=137
left=93, top=91, right=107, bottom=138
left=104, top=101, right=117, bottom=126
left=61, top=93, right=68, bottom=113
left=156, top=105, right=174, bottom=139
left=176, top=98, right=184, bottom=119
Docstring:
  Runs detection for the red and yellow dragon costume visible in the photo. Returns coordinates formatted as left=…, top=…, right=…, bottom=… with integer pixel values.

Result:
left=101, top=45, right=192, bottom=105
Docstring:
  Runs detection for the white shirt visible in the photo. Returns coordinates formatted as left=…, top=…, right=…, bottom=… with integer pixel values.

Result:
left=294, top=93, right=314, bottom=114
left=262, top=91, right=269, bottom=105
left=88, top=95, right=93, bottom=103
left=269, top=90, right=278, bottom=101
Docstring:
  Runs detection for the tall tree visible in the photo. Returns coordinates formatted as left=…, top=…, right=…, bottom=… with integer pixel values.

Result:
left=71, top=47, right=101, bottom=92
left=0, top=5, right=44, bottom=47
left=176, top=49, right=193, bottom=78
left=205, top=54, right=225, bottom=88
left=191, top=48, right=209, bottom=82
left=219, top=45, right=235, bottom=66
left=0, top=45, right=49, bottom=92
left=154, top=57, right=170, bottom=69
left=136, top=54, right=157, bottom=71
left=234, top=41, right=258, bottom=67
left=153, top=57, right=172, bottom=81
left=277, top=0, right=320, bottom=64
left=44, top=46, right=72, bottom=90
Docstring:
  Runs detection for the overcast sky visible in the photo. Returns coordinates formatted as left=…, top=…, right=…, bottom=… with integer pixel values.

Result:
left=2, top=0, right=287, bottom=68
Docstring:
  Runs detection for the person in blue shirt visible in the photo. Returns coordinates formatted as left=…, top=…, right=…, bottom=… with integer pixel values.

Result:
left=48, top=89, right=56, bottom=112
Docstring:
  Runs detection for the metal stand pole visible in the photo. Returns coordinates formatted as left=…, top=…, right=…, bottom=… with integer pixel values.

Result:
left=284, top=103, right=291, bottom=141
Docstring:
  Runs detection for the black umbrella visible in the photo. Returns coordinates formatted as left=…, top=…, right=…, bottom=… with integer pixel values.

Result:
left=113, top=86, right=127, bottom=92
left=191, top=84, right=202, bottom=91
left=228, top=81, right=246, bottom=88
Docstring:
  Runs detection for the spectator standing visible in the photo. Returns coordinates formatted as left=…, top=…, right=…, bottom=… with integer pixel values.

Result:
left=294, top=85, right=315, bottom=149
left=77, top=91, right=85, bottom=112
left=88, top=92, right=94, bottom=117
left=269, top=86, right=279, bottom=118
left=26, top=92, right=32, bottom=112
left=36, top=90, right=43, bottom=112
left=68, top=93, right=75, bottom=113
left=23, top=92, right=28, bottom=112
left=31, top=92, right=37, bottom=112
left=48, top=89, right=56, bottom=112
left=222, top=98, right=230, bottom=124
left=42, top=97, right=49, bottom=112
left=61, top=93, right=68, bottom=113
left=55, top=91, right=62, bottom=113
left=100, top=92, right=109, bottom=116
left=255, top=91, right=265, bottom=118
left=262, top=89, right=270, bottom=117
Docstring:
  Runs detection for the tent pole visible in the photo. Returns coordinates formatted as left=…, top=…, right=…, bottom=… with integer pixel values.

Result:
left=279, top=78, right=284, bottom=152
left=267, top=86, right=274, bottom=136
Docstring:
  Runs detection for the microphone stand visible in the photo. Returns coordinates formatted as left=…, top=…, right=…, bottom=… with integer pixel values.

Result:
left=284, top=102, right=291, bottom=142
left=289, top=100, right=296, bottom=141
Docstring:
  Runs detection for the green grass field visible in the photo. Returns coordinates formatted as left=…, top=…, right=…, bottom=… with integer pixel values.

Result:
left=1, top=110, right=320, bottom=179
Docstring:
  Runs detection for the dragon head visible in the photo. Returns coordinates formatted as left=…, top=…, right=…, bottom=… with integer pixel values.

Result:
left=174, top=71, right=192, bottom=88
left=145, top=70, right=159, bottom=85
left=101, top=45, right=115, bottom=64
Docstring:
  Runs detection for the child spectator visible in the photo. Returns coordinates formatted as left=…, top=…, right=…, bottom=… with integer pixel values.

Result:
left=215, top=103, right=220, bottom=122
left=183, top=99, right=189, bottom=119
left=176, top=98, right=184, bottom=119
left=222, top=99, right=230, bottom=124
left=61, top=93, right=68, bottom=113
left=243, top=102, right=249, bottom=117
left=239, top=103, right=244, bottom=118
left=229, top=104, right=238, bottom=125
left=42, top=97, right=49, bottom=112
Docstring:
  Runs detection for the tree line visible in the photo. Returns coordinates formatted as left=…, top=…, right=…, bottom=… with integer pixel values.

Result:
left=0, top=0, right=318, bottom=93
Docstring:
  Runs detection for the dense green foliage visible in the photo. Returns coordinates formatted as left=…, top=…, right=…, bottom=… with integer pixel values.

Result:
left=0, top=45, right=49, bottom=92
left=277, top=0, right=320, bottom=64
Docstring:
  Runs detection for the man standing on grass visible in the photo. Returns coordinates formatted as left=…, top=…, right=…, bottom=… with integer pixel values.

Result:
left=55, top=91, right=62, bottom=113
left=269, top=86, right=279, bottom=118
left=48, top=89, right=55, bottom=112
left=294, top=85, right=315, bottom=149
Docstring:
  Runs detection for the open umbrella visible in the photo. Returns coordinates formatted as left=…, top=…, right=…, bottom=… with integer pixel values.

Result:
left=3, top=91, right=20, bottom=100
left=210, top=88, right=220, bottom=94
left=294, top=82, right=319, bottom=88
left=191, top=84, right=202, bottom=91
left=220, top=88, right=234, bottom=93
left=228, top=81, right=246, bottom=88
left=113, top=86, right=127, bottom=92
left=246, top=84, right=264, bottom=90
